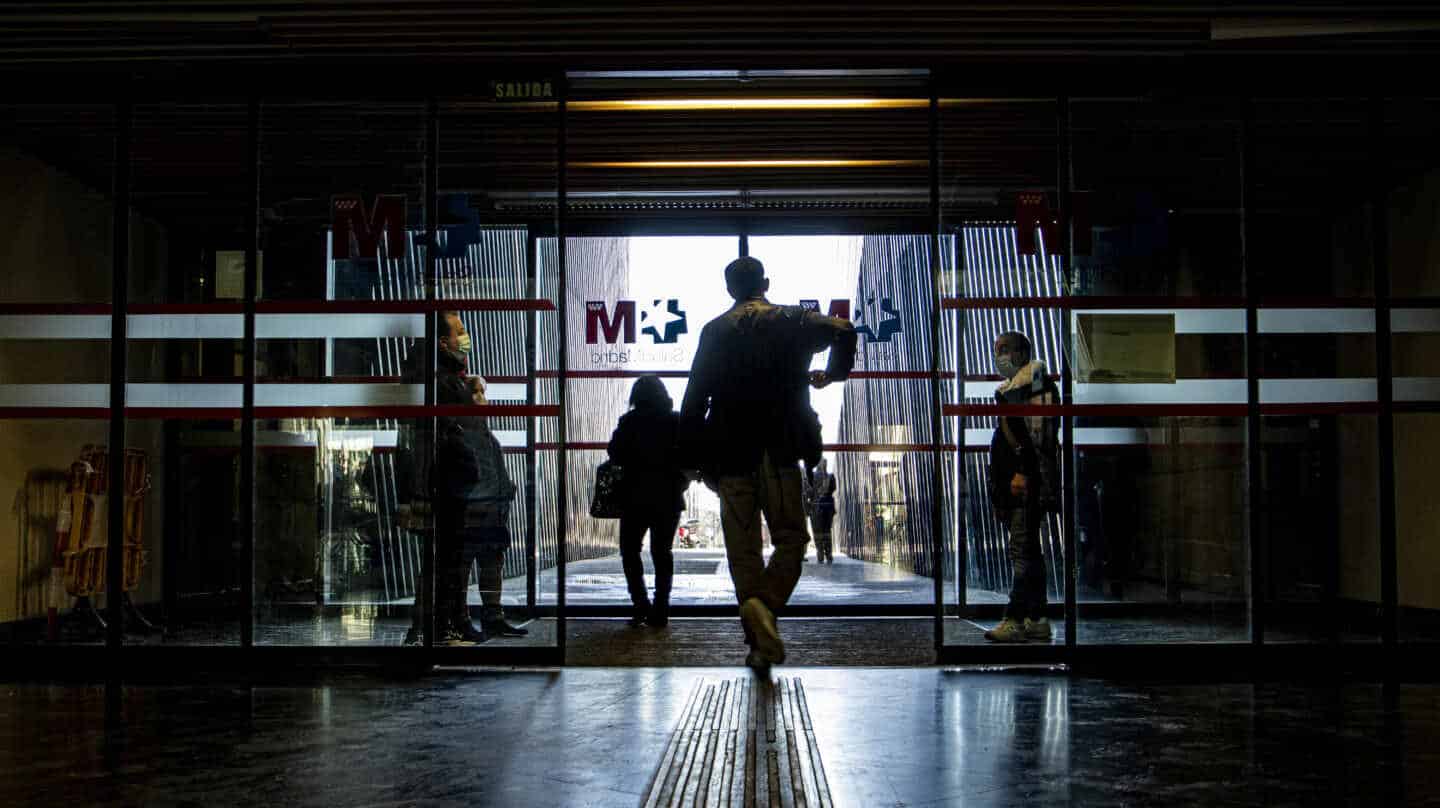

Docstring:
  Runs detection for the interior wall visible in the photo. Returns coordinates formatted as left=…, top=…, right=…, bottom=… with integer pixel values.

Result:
left=0, top=146, right=113, bottom=624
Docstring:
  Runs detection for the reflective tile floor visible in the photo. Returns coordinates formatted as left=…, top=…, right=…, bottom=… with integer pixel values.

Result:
left=2, top=669, right=1437, bottom=807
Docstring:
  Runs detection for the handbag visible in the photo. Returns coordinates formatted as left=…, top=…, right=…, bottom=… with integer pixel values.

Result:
left=590, top=460, right=626, bottom=519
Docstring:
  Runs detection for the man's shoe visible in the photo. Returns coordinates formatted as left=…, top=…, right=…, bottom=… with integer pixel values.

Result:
left=647, top=601, right=669, bottom=628
left=483, top=618, right=529, bottom=638
left=745, top=650, right=771, bottom=673
left=1024, top=617, right=1053, bottom=641
left=984, top=618, right=1028, bottom=643
left=740, top=598, right=785, bottom=665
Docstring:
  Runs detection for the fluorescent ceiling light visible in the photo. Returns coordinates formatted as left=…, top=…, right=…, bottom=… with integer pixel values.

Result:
left=569, top=98, right=927, bottom=112
left=570, top=159, right=926, bottom=169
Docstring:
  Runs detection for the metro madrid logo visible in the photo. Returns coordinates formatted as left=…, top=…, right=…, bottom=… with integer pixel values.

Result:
left=586, top=299, right=689, bottom=345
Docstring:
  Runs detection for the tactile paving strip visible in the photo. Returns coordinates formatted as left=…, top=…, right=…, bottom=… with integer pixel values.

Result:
left=643, top=676, right=833, bottom=808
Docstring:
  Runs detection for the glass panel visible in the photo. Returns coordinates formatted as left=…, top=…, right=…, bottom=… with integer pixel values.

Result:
left=939, top=99, right=1064, bottom=644
left=436, top=97, right=559, bottom=647
left=254, top=101, right=429, bottom=646
left=750, top=234, right=939, bottom=606
left=1261, top=415, right=1380, bottom=642
left=2, top=104, right=115, bottom=645
left=1252, top=99, right=1381, bottom=642
left=1387, top=99, right=1440, bottom=642
left=120, top=103, right=251, bottom=644
left=1395, top=414, right=1440, bottom=642
left=562, top=236, right=735, bottom=606
left=1075, top=416, right=1247, bottom=643
left=1071, top=99, right=1248, bottom=643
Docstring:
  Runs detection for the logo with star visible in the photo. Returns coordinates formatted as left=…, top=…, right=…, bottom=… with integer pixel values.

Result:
left=854, top=295, right=902, bottom=343
left=639, top=298, right=689, bottom=344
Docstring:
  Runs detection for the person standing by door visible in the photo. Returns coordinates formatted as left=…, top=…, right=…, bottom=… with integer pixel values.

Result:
left=457, top=374, right=528, bottom=641
left=681, top=256, right=857, bottom=671
left=396, top=311, right=525, bottom=646
left=607, top=375, right=687, bottom=628
left=984, top=330, right=1061, bottom=644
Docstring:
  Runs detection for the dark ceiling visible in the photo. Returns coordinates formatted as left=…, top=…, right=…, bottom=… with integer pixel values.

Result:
left=3, top=2, right=1440, bottom=70
left=3, top=3, right=1438, bottom=230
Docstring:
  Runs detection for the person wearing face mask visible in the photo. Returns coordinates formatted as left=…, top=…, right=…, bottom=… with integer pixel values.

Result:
left=396, top=311, right=525, bottom=646
left=984, top=330, right=1061, bottom=643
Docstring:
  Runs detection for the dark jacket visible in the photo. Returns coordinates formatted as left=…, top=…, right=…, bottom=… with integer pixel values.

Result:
left=680, top=297, right=857, bottom=476
left=607, top=408, right=687, bottom=514
left=396, top=350, right=517, bottom=508
left=987, top=360, right=1061, bottom=515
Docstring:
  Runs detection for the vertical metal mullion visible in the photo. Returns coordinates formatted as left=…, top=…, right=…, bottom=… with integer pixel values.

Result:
left=241, top=97, right=259, bottom=648
left=1242, top=102, right=1265, bottom=646
left=1372, top=97, right=1398, bottom=648
left=1057, top=97, right=1077, bottom=648
left=955, top=225, right=968, bottom=614
left=423, top=97, right=439, bottom=650
left=927, top=84, right=946, bottom=652
left=557, top=76, right=569, bottom=657
left=107, top=98, right=132, bottom=651
left=525, top=229, right=539, bottom=611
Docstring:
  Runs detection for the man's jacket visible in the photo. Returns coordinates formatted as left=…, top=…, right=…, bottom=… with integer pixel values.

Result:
left=680, top=297, right=857, bottom=476
left=987, top=359, right=1061, bottom=515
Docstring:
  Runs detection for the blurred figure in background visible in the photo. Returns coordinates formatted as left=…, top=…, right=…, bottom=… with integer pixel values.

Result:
left=805, top=458, right=838, bottom=564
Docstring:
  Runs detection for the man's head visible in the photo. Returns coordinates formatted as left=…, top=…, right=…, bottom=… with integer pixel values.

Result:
left=723, top=256, right=769, bottom=301
left=437, top=310, right=470, bottom=357
left=993, top=331, right=1032, bottom=379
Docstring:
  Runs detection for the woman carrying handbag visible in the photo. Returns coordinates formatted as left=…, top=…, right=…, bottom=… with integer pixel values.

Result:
left=606, top=375, right=688, bottom=627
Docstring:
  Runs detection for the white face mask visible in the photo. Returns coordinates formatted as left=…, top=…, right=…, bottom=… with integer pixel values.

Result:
left=454, top=333, right=472, bottom=355
left=995, top=354, right=1022, bottom=379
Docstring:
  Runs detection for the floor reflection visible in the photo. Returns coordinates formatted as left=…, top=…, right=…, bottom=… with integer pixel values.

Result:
left=0, top=671, right=1432, bottom=807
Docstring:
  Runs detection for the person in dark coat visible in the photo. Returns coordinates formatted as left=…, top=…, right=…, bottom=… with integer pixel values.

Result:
left=396, top=310, right=525, bottom=645
left=607, top=375, right=688, bottom=627
left=680, top=256, right=857, bottom=670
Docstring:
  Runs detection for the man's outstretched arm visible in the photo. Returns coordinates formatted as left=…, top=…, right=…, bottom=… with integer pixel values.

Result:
left=803, top=312, right=857, bottom=387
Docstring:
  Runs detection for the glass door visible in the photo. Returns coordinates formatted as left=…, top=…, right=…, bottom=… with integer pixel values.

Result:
left=563, top=72, right=934, bottom=617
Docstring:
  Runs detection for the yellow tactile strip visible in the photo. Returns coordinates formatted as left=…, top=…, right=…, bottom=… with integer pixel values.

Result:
left=643, top=676, right=833, bottom=808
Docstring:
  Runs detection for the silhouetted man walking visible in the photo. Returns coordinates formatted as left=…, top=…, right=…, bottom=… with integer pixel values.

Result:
left=681, top=257, right=857, bottom=670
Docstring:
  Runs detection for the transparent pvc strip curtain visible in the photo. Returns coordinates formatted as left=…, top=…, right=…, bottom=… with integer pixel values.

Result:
left=956, top=224, right=1066, bottom=600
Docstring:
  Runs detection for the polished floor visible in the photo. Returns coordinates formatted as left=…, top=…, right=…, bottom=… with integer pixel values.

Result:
left=2, top=669, right=1436, bottom=807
